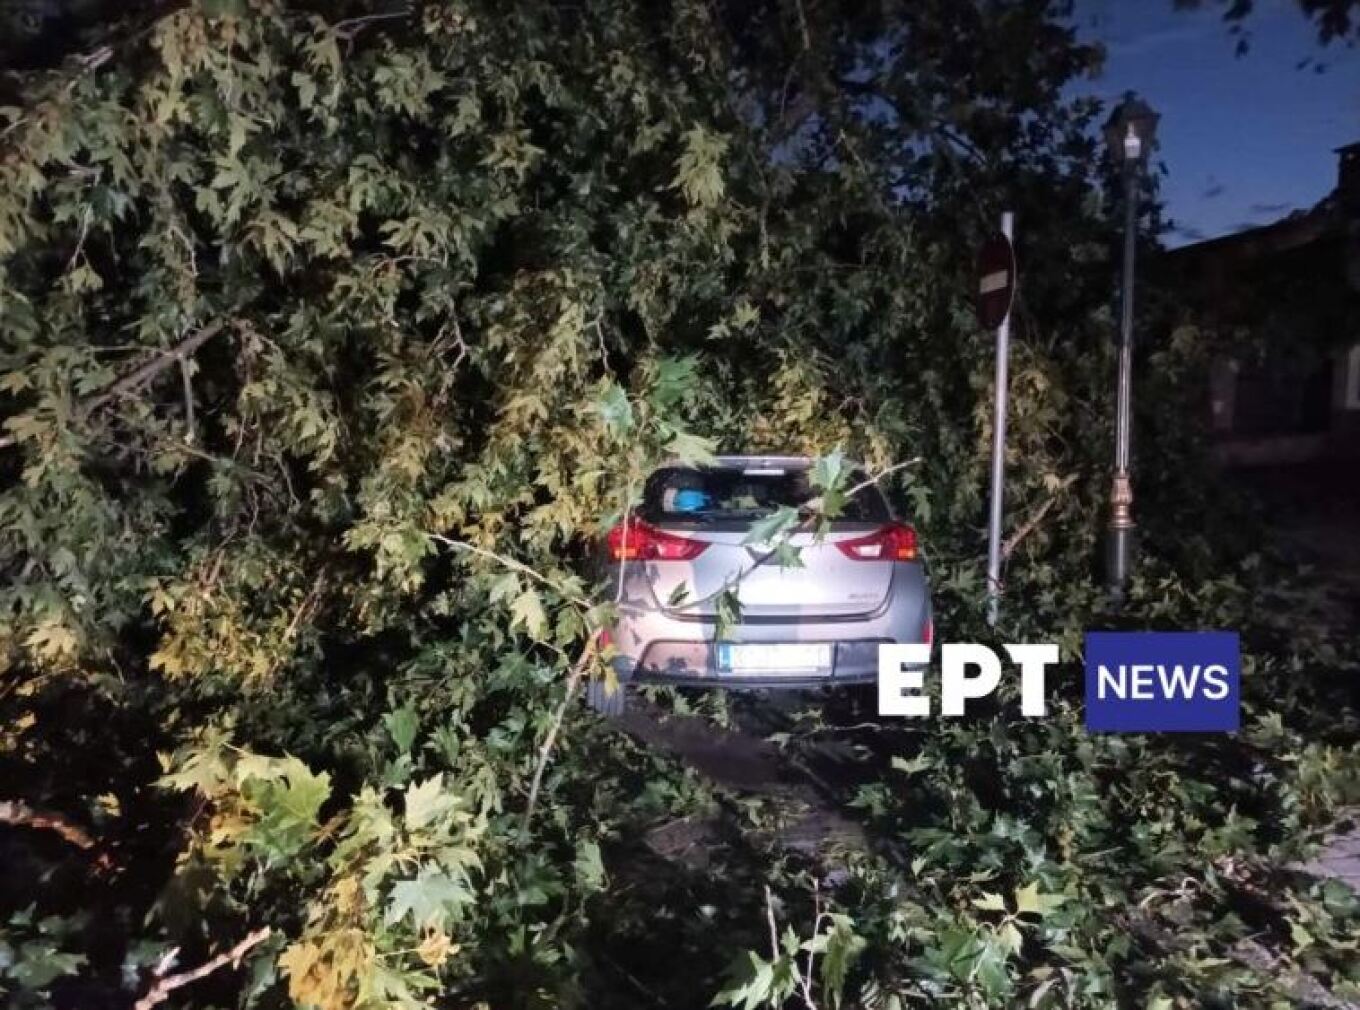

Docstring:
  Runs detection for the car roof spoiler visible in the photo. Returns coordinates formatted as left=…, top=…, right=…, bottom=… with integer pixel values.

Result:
left=659, top=455, right=868, bottom=472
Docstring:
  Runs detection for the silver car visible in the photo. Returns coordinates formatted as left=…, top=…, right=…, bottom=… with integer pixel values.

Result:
left=588, top=455, right=933, bottom=714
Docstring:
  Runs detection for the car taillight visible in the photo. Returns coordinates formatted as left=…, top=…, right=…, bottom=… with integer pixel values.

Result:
left=835, top=522, right=918, bottom=562
left=607, top=517, right=708, bottom=562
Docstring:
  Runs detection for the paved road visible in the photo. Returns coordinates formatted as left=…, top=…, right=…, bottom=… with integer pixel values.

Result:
left=1246, top=463, right=1360, bottom=893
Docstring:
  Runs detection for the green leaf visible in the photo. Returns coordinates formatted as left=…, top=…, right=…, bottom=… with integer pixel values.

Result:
left=24, top=620, right=80, bottom=661
left=384, top=704, right=419, bottom=755
left=1013, top=882, right=1064, bottom=918
left=811, top=449, right=847, bottom=493
left=817, top=916, right=864, bottom=1007
left=403, top=774, right=455, bottom=831
left=6, top=944, right=85, bottom=989
left=741, top=506, right=799, bottom=548
left=386, top=865, right=472, bottom=929
left=597, top=384, right=634, bottom=435
left=972, top=892, right=1008, bottom=912
left=510, top=587, right=548, bottom=640
left=672, top=127, right=728, bottom=209
left=265, top=759, right=331, bottom=826
left=714, top=588, right=741, bottom=642
left=710, top=951, right=775, bottom=1010
left=488, top=571, right=521, bottom=605
left=236, top=756, right=331, bottom=853
left=666, top=431, right=716, bottom=467
left=998, top=921, right=1023, bottom=956
left=365, top=962, right=433, bottom=1010
left=292, top=71, right=317, bottom=110
left=1289, top=920, right=1314, bottom=950
left=890, top=753, right=933, bottom=776
left=574, top=839, right=606, bottom=892
left=973, top=936, right=1011, bottom=999
left=651, top=356, right=699, bottom=408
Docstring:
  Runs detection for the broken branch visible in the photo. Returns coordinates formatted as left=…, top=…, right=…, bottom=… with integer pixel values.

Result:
left=1001, top=495, right=1059, bottom=561
left=522, top=628, right=603, bottom=831
left=134, top=927, right=273, bottom=1010
left=0, top=322, right=225, bottom=450
left=0, top=799, right=97, bottom=850
left=83, top=322, right=224, bottom=415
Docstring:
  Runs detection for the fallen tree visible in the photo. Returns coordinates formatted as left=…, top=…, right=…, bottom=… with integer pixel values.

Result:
left=1, top=2, right=1357, bottom=1008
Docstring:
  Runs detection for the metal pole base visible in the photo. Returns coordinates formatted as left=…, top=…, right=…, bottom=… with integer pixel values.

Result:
left=1105, top=524, right=1137, bottom=601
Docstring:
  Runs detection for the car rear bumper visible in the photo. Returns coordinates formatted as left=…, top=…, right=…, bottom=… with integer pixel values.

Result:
left=608, top=562, right=930, bottom=690
left=619, top=639, right=889, bottom=688
left=631, top=670, right=877, bottom=690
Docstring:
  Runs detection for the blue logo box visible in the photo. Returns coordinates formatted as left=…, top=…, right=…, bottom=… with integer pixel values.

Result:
left=1084, top=632, right=1240, bottom=732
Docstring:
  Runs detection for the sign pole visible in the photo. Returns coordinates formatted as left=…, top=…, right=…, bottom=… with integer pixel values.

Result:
left=984, top=212, right=1015, bottom=628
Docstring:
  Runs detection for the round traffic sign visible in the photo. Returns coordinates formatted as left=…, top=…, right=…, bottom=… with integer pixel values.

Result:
left=976, top=232, right=1016, bottom=329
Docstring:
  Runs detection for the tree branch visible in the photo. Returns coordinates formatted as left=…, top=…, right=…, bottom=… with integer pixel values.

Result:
left=764, top=886, right=781, bottom=959
left=332, top=11, right=407, bottom=40
left=800, top=880, right=825, bottom=1010
left=522, top=628, right=602, bottom=831
left=179, top=355, right=196, bottom=445
left=0, top=799, right=114, bottom=871
left=134, top=927, right=273, bottom=1010
left=283, top=571, right=327, bottom=643
left=0, top=799, right=97, bottom=850
left=1001, top=495, right=1059, bottom=561
left=83, top=322, right=224, bottom=415
left=792, top=0, right=813, bottom=52
left=840, top=456, right=922, bottom=503
left=427, top=533, right=590, bottom=611
left=0, top=321, right=225, bottom=450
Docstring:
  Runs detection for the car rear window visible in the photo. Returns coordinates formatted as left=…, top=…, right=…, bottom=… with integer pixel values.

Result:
left=640, top=465, right=891, bottom=525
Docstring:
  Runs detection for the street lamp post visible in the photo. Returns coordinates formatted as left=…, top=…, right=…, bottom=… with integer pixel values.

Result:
left=1102, top=93, right=1159, bottom=602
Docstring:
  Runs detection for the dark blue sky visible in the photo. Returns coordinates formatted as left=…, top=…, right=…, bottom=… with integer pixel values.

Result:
left=1070, top=0, right=1360, bottom=247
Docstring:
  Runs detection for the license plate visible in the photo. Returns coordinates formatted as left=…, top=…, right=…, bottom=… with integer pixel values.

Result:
left=716, top=643, right=832, bottom=672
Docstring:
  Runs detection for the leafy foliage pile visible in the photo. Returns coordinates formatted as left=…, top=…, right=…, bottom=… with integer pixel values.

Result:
left=1, top=1, right=1357, bottom=1008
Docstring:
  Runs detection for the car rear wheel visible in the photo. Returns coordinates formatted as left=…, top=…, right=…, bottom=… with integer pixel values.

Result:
left=585, top=676, right=627, bottom=717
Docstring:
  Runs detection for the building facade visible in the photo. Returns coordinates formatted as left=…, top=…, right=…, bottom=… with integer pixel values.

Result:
left=1165, top=143, right=1360, bottom=466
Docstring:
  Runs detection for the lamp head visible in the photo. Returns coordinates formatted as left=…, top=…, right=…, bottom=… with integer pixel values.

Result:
left=1103, top=92, right=1159, bottom=164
